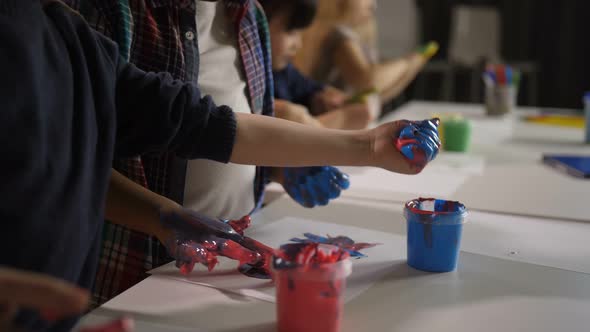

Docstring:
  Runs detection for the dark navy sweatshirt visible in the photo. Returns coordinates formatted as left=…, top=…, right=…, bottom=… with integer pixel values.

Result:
left=0, top=1, right=237, bottom=330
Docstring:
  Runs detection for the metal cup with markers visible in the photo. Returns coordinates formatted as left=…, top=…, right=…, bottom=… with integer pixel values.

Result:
left=272, top=243, right=352, bottom=332
left=483, top=64, right=520, bottom=116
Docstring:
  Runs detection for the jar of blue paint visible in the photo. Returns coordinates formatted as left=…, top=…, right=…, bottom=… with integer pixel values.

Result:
left=405, top=198, right=468, bottom=272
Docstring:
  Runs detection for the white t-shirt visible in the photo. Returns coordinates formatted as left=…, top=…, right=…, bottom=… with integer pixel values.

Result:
left=183, top=0, right=256, bottom=219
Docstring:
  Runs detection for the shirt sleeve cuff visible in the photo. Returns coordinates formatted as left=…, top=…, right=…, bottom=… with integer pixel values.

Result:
left=190, top=104, right=237, bottom=163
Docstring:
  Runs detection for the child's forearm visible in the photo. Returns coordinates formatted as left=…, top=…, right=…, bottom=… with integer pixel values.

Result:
left=335, top=40, right=411, bottom=96
left=105, top=170, right=178, bottom=242
left=380, top=54, right=427, bottom=101
left=373, top=58, right=410, bottom=96
left=230, top=113, right=372, bottom=166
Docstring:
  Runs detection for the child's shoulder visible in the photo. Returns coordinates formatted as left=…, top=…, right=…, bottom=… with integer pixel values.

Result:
left=43, top=0, right=120, bottom=67
left=42, top=0, right=87, bottom=24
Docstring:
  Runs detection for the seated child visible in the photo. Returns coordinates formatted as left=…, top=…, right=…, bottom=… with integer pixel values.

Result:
left=261, top=0, right=375, bottom=129
left=294, top=0, right=435, bottom=105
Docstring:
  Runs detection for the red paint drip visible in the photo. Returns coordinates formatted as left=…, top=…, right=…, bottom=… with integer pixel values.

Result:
left=228, top=215, right=251, bottom=236
left=220, top=240, right=262, bottom=266
left=179, top=262, right=196, bottom=275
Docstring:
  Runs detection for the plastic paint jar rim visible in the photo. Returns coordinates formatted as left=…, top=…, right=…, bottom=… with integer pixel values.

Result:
left=404, top=198, right=468, bottom=225
left=271, top=247, right=353, bottom=282
left=272, top=258, right=352, bottom=281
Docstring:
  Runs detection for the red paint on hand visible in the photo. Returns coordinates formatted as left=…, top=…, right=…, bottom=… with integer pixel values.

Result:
left=218, top=240, right=262, bottom=266
left=228, top=215, right=252, bottom=236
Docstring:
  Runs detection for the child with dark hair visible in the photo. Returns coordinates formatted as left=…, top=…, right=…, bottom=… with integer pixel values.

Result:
left=261, top=0, right=374, bottom=130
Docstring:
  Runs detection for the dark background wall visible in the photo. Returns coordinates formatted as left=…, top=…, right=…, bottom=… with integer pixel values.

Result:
left=416, top=0, right=590, bottom=109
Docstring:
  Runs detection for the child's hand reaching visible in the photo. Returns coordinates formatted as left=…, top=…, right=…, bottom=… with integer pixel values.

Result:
left=367, top=120, right=440, bottom=174
left=274, top=99, right=321, bottom=127
left=317, top=103, right=372, bottom=130
left=159, top=208, right=268, bottom=275
left=395, top=118, right=441, bottom=169
left=311, top=86, right=348, bottom=114
left=278, top=166, right=350, bottom=208
left=340, top=103, right=374, bottom=128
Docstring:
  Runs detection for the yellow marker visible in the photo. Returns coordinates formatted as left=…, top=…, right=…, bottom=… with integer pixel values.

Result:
left=347, top=88, right=378, bottom=104
left=419, top=41, right=439, bottom=59
left=524, top=115, right=585, bottom=128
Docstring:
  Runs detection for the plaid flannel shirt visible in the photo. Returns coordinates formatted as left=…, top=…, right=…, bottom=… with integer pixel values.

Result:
left=65, top=0, right=274, bottom=307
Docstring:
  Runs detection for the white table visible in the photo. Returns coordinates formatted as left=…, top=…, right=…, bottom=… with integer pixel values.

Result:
left=380, top=101, right=588, bottom=162
left=77, top=196, right=590, bottom=332
left=327, top=101, right=590, bottom=221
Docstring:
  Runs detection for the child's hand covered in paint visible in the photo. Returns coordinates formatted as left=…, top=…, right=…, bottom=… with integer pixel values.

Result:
left=160, top=208, right=263, bottom=275
left=280, top=166, right=350, bottom=208
left=365, top=120, right=435, bottom=174
left=394, top=118, right=441, bottom=169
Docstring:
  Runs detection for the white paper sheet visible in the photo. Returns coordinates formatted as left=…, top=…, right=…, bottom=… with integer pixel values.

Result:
left=430, top=152, right=486, bottom=175
left=101, top=276, right=257, bottom=315
left=454, top=163, right=590, bottom=222
left=75, top=313, right=203, bottom=332
left=150, top=218, right=406, bottom=303
left=339, top=165, right=472, bottom=201
left=263, top=152, right=483, bottom=204
left=462, top=210, right=590, bottom=274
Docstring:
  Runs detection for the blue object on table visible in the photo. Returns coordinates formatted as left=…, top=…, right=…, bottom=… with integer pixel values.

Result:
left=282, top=166, right=350, bottom=208
left=543, top=155, right=590, bottom=179
left=404, top=198, right=468, bottom=272
left=584, top=92, right=590, bottom=143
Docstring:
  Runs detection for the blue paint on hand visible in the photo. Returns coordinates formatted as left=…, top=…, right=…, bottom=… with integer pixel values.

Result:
left=396, top=118, right=441, bottom=168
left=282, top=166, right=350, bottom=208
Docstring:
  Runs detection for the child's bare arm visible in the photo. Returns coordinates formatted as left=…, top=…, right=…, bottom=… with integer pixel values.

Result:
left=113, top=57, right=417, bottom=174
left=105, top=170, right=177, bottom=242
left=333, top=39, right=427, bottom=101
left=231, top=113, right=420, bottom=175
